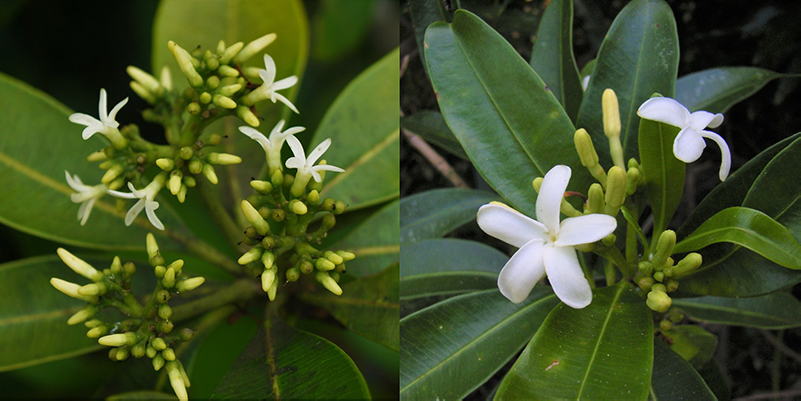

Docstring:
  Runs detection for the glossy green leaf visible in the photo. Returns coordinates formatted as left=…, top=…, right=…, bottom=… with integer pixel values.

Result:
left=0, top=73, right=193, bottom=252
left=673, top=292, right=801, bottom=329
left=401, top=110, right=467, bottom=159
left=495, top=282, right=653, bottom=400
left=425, top=9, right=589, bottom=218
left=312, top=49, right=400, bottom=211
left=650, top=341, right=715, bottom=400
left=400, top=289, right=559, bottom=400
left=311, top=0, right=374, bottom=62
left=211, top=306, right=369, bottom=399
left=107, top=391, right=177, bottom=400
left=577, top=0, right=679, bottom=165
left=400, top=239, right=506, bottom=299
left=301, top=263, right=399, bottom=350
left=409, top=0, right=454, bottom=68
left=661, top=325, right=717, bottom=370
left=639, top=115, right=684, bottom=242
left=400, top=188, right=498, bottom=244
left=330, top=199, right=398, bottom=277
left=697, top=359, right=731, bottom=401
left=675, top=67, right=784, bottom=113
left=529, top=0, right=582, bottom=122
left=674, top=207, right=801, bottom=269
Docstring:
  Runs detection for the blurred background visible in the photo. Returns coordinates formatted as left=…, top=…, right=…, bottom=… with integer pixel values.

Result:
left=401, top=0, right=801, bottom=399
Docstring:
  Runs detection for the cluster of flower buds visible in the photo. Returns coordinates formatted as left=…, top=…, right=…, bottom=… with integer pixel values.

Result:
left=49, top=234, right=205, bottom=400
left=634, top=230, right=703, bottom=313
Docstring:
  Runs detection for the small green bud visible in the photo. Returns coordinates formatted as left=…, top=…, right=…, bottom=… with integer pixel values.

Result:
left=668, top=311, right=684, bottom=323
left=162, top=348, right=176, bottom=361
left=638, top=261, right=654, bottom=276
left=208, top=152, right=242, bottom=165
left=115, top=347, right=129, bottom=361
left=625, top=167, right=641, bottom=195
left=131, top=342, right=146, bottom=358
left=212, top=94, right=237, bottom=109
left=651, top=283, right=667, bottom=293
left=206, top=133, right=223, bottom=146
left=87, top=325, right=108, bottom=338
left=199, top=92, right=212, bottom=104
left=130, top=81, right=157, bottom=104
left=262, top=236, right=275, bottom=249
left=189, top=160, right=203, bottom=174
left=289, top=200, right=308, bottom=215
left=261, top=269, right=276, bottom=293
left=251, top=180, right=273, bottom=194
left=126, top=65, right=162, bottom=94
left=238, top=246, right=263, bottom=265
left=68, top=305, right=98, bottom=326
left=155, top=265, right=167, bottom=279
left=330, top=272, right=341, bottom=282
left=50, top=278, right=98, bottom=303
left=152, top=354, right=165, bottom=371
left=85, top=319, right=103, bottom=329
left=652, top=230, right=676, bottom=268
left=205, top=54, right=219, bottom=70
left=179, top=147, right=194, bottom=160
left=167, top=41, right=203, bottom=87
left=587, top=183, right=605, bottom=214
left=162, top=267, right=176, bottom=288
left=56, top=248, right=104, bottom=281
left=179, top=328, right=195, bottom=341
left=574, top=128, right=599, bottom=168
left=324, top=251, right=344, bottom=265
left=286, top=267, right=300, bottom=282
left=241, top=200, right=270, bottom=235
left=653, top=271, right=665, bottom=282
left=237, top=106, right=260, bottom=127
left=637, top=276, right=655, bottom=291
left=336, top=250, right=355, bottom=262
left=270, top=169, right=284, bottom=186
left=262, top=251, right=275, bottom=270
left=167, top=259, right=183, bottom=274
left=601, top=233, right=616, bottom=247
left=146, top=346, right=158, bottom=359
left=665, top=278, right=679, bottom=292
left=202, top=163, right=218, bottom=184
left=99, top=332, right=138, bottom=347
left=110, top=259, right=122, bottom=275
left=646, top=290, right=672, bottom=313
left=158, top=320, right=174, bottom=334
left=78, top=282, right=107, bottom=296
left=321, top=198, right=336, bottom=212
left=219, top=84, right=242, bottom=97
left=307, top=189, right=321, bottom=204
left=604, top=166, right=627, bottom=211
left=218, top=64, right=240, bottom=77
left=151, top=337, right=167, bottom=351
left=156, top=289, right=171, bottom=304
left=108, top=177, right=125, bottom=191
left=158, top=304, right=173, bottom=320
left=315, top=271, right=342, bottom=296
left=108, top=348, right=118, bottom=361
left=176, top=277, right=205, bottom=292
left=602, top=89, right=621, bottom=139
left=186, top=101, right=201, bottom=115
left=300, top=260, right=314, bottom=274
left=169, top=171, right=183, bottom=195
left=315, top=258, right=336, bottom=271
left=271, top=208, right=286, bottom=222
left=233, top=33, right=276, bottom=64
left=267, top=279, right=278, bottom=301
left=87, top=150, right=107, bottom=162
left=206, top=75, right=220, bottom=89
left=220, top=42, right=244, bottom=64
left=659, top=320, right=673, bottom=331
left=668, top=252, right=703, bottom=278
left=333, top=200, right=347, bottom=215
left=183, top=176, right=196, bottom=187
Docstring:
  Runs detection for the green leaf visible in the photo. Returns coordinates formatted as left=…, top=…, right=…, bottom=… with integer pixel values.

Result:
left=312, top=49, right=400, bottom=211
left=576, top=0, right=679, bottom=165
left=107, top=391, right=177, bottom=400
left=211, top=306, right=369, bottom=399
left=697, top=359, right=731, bottom=401
left=650, top=341, right=715, bottom=400
left=674, top=207, right=801, bottom=269
left=0, top=73, right=191, bottom=251
left=310, top=0, right=374, bottom=62
left=401, top=110, right=467, bottom=159
left=330, top=199, right=399, bottom=277
left=673, top=292, right=801, bottom=329
left=529, top=0, right=582, bottom=122
left=425, top=9, right=589, bottom=218
left=400, top=239, right=505, bottom=300
left=409, top=0, right=454, bottom=68
left=400, top=289, right=559, bottom=400
left=639, top=115, right=685, bottom=242
left=400, top=188, right=498, bottom=244
left=301, top=263, right=399, bottom=351
left=495, top=282, right=653, bottom=400
left=661, top=325, right=717, bottom=370
left=675, top=67, right=784, bottom=113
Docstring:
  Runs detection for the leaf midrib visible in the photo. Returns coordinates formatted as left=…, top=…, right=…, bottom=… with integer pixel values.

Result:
left=678, top=224, right=798, bottom=264
left=672, top=299, right=797, bottom=326
left=320, top=128, right=399, bottom=197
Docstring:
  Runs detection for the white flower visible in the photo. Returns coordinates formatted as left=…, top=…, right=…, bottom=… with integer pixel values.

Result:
left=285, top=135, right=345, bottom=185
left=241, top=54, right=299, bottom=113
left=68, top=88, right=128, bottom=141
left=477, top=165, right=617, bottom=309
left=238, top=120, right=305, bottom=172
left=107, top=174, right=167, bottom=230
left=65, top=171, right=107, bottom=226
left=637, top=97, right=731, bottom=181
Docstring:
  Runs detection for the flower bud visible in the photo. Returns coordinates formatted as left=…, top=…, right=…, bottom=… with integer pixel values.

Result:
left=638, top=261, right=654, bottom=276
left=336, top=250, right=356, bottom=262
left=131, top=342, right=146, bottom=358
left=316, top=271, right=342, bottom=296
left=668, top=252, right=703, bottom=278
left=315, top=258, right=336, bottom=271
left=188, top=160, right=203, bottom=174
left=651, top=283, right=667, bottom=293
left=532, top=177, right=543, bottom=193
left=208, top=152, right=242, bottom=165
left=87, top=150, right=107, bottom=162
left=665, top=278, right=679, bottom=292
left=68, top=305, right=98, bottom=325
left=78, top=282, right=107, bottom=296
left=233, top=33, right=276, bottom=64
left=307, top=189, right=320, bottom=205
left=155, top=265, right=167, bottom=279
left=286, top=266, right=300, bottom=282
left=87, top=325, right=108, bottom=338
left=206, top=75, right=220, bottom=90
left=574, top=128, right=599, bottom=168
left=156, top=158, right=175, bottom=171
left=130, top=81, right=157, bottom=104
left=602, top=89, right=621, bottom=139
left=151, top=337, right=167, bottom=351
left=153, top=354, right=165, bottom=371
left=267, top=279, right=278, bottom=301
left=57, top=248, right=104, bottom=281
left=637, top=276, right=655, bottom=291
left=199, top=92, right=212, bottom=104
left=218, top=65, right=240, bottom=77
left=289, top=199, right=308, bottom=215
left=261, top=269, right=276, bottom=293
left=646, top=290, right=672, bottom=313
left=652, top=230, right=676, bottom=268
left=168, top=41, right=203, bottom=87
left=241, top=200, right=270, bottom=235
left=653, top=271, right=665, bottom=282
left=270, top=169, right=284, bottom=186
left=156, top=289, right=171, bottom=303
left=604, top=166, right=627, bottom=211
left=158, top=320, right=174, bottom=334
left=333, top=201, right=347, bottom=215
left=299, top=260, right=314, bottom=274
left=166, top=361, right=188, bottom=400
left=179, top=328, right=195, bottom=341
left=212, top=94, right=237, bottom=109
left=176, top=277, right=205, bottom=292
left=179, top=146, right=194, bottom=160
left=162, top=347, right=176, bottom=361
left=218, top=84, right=242, bottom=97
left=271, top=208, right=286, bottom=222
left=160, top=66, right=172, bottom=91
left=84, top=319, right=103, bottom=328
left=115, top=347, right=129, bottom=361
left=183, top=176, right=196, bottom=188
left=158, top=304, right=173, bottom=320
left=202, top=163, right=218, bottom=184
left=127, top=66, right=162, bottom=94
left=237, top=106, right=260, bottom=127
left=177, top=360, right=191, bottom=388
left=324, top=251, right=344, bottom=265
left=238, top=246, right=263, bottom=265
left=169, top=171, right=183, bottom=195
left=262, top=251, right=275, bottom=270
left=162, top=267, right=176, bottom=289
left=626, top=167, right=641, bottom=195
left=250, top=180, right=273, bottom=194
left=321, top=198, right=336, bottom=212
left=99, top=332, right=138, bottom=347
left=50, top=278, right=98, bottom=303
left=659, top=320, right=673, bottom=331
left=146, top=346, right=158, bottom=359
left=220, top=42, right=244, bottom=64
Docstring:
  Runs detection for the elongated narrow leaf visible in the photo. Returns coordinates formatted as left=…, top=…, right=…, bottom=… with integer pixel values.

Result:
left=409, top=0, right=454, bottom=69
left=673, top=293, right=801, bottom=329
left=495, top=282, right=653, bottom=400
left=301, top=263, right=399, bottom=350
left=211, top=307, right=369, bottom=399
left=639, top=116, right=684, bottom=242
left=530, top=0, right=582, bottom=122
left=401, top=111, right=467, bottom=159
left=650, top=341, right=715, bottom=400
left=400, top=289, right=558, bottom=400
left=577, top=0, right=679, bottom=165
left=674, top=207, right=801, bottom=269
left=400, top=188, right=498, bottom=244
left=425, top=10, right=589, bottom=218
left=330, top=200, right=398, bottom=277
left=676, top=67, right=784, bottom=113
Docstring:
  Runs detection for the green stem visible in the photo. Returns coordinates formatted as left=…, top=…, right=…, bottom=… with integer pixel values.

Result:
left=578, top=252, right=595, bottom=289
left=598, top=246, right=633, bottom=278
left=195, top=178, right=245, bottom=254
left=171, top=279, right=260, bottom=322
left=626, top=204, right=638, bottom=264
left=178, top=114, right=204, bottom=146
left=604, top=260, right=616, bottom=286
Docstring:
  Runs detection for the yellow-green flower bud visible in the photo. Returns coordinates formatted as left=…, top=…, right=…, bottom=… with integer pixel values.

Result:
left=131, top=342, right=146, bottom=358
left=202, top=163, right=218, bottom=184
left=154, top=265, right=167, bottom=279
left=238, top=246, right=263, bottom=265
left=626, top=167, right=641, bottom=195
left=652, top=283, right=667, bottom=293
left=219, top=84, right=242, bottom=97
left=652, top=230, right=676, bottom=268
left=166, top=361, right=188, bottom=400
left=212, top=94, right=237, bottom=109
left=602, top=89, right=621, bottom=139
left=315, top=257, right=336, bottom=271
left=637, top=276, right=655, bottom=291
left=638, top=261, right=654, bottom=276
left=182, top=176, right=196, bottom=188
left=99, top=332, right=138, bottom=347
left=152, top=354, right=165, bottom=371
left=241, top=200, right=271, bottom=235
left=177, top=360, right=191, bottom=388
left=665, top=278, right=679, bottom=292
left=68, top=305, right=98, bottom=326
left=532, top=177, right=543, bottom=192
left=208, top=152, right=242, bottom=165
left=646, top=290, right=672, bottom=313
left=87, top=150, right=107, bottom=162
left=267, top=279, right=278, bottom=301
left=199, top=92, right=212, bottom=104
left=162, top=347, right=176, bottom=361
left=156, top=158, right=175, bottom=171
left=289, top=199, right=308, bottom=215
left=87, top=325, right=108, bottom=338
left=130, top=81, right=157, bottom=104
left=220, top=42, right=244, bottom=64
left=286, top=266, right=300, bottom=282
left=158, top=304, right=172, bottom=320
left=151, top=337, right=167, bottom=351
left=146, top=346, right=158, bottom=359
left=168, top=41, right=203, bottom=87
left=57, top=248, right=104, bottom=281
left=188, top=159, right=203, bottom=174
left=179, top=328, right=195, bottom=341
left=115, top=347, right=129, bottom=361
left=668, top=252, right=703, bottom=278
left=270, top=169, right=284, bottom=187
left=169, top=171, right=183, bottom=195
left=50, top=278, right=98, bottom=303
left=233, top=33, right=276, bottom=64
left=261, top=269, right=276, bottom=293
left=250, top=180, right=273, bottom=194
left=206, top=75, right=220, bottom=90
left=101, top=163, right=124, bottom=184
left=186, top=101, right=201, bottom=115
left=307, top=189, right=320, bottom=204
left=218, top=65, right=240, bottom=77
left=176, top=277, right=205, bottom=292
left=336, top=250, right=356, bottom=262
left=316, top=271, right=342, bottom=296
left=160, top=65, right=172, bottom=91
left=127, top=65, right=162, bottom=94
left=78, top=282, right=107, bottom=296
left=659, top=319, right=673, bottom=331
left=237, top=105, right=260, bottom=127
left=177, top=185, right=187, bottom=203
left=262, top=251, right=275, bottom=270
left=574, top=128, right=599, bottom=167
left=162, top=267, right=176, bottom=289
left=156, top=289, right=171, bottom=304
left=587, top=183, right=604, bottom=214
left=158, top=320, right=174, bottom=334
left=653, top=271, right=665, bottom=282
left=333, top=201, right=347, bottom=215
left=179, top=146, right=194, bottom=160
left=602, top=233, right=616, bottom=247
left=84, top=319, right=103, bottom=329
left=300, top=260, right=314, bottom=274
left=324, top=251, right=343, bottom=265
left=604, top=166, right=626, bottom=211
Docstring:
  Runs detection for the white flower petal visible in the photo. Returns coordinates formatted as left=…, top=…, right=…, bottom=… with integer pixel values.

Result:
left=312, top=164, right=345, bottom=174
left=272, top=93, right=299, bottom=114
left=637, top=97, right=690, bottom=128
left=272, top=76, right=298, bottom=91
left=107, top=189, right=137, bottom=199
left=281, top=126, right=306, bottom=137
left=238, top=126, right=271, bottom=151
left=285, top=157, right=305, bottom=170
left=81, top=125, right=100, bottom=140
left=80, top=198, right=96, bottom=226
left=307, top=138, right=332, bottom=166
left=68, top=113, right=100, bottom=126
left=700, top=130, right=732, bottom=181
left=106, top=97, right=129, bottom=125
left=708, top=113, right=724, bottom=128
left=689, top=110, right=720, bottom=132
left=554, top=214, right=618, bottom=247
left=64, top=171, right=82, bottom=191
left=310, top=170, right=322, bottom=183
left=261, top=54, right=277, bottom=85
left=477, top=203, right=548, bottom=248
left=285, top=135, right=306, bottom=162
left=268, top=120, right=286, bottom=140
left=537, top=165, right=571, bottom=234
left=124, top=198, right=146, bottom=226
left=497, top=239, right=546, bottom=304
left=543, top=246, right=592, bottom=309
left=98, top=89, right=108, bottom=120
left=673, top=127, right=706, bottom=163
left=145, top=201, right=164, bottom=230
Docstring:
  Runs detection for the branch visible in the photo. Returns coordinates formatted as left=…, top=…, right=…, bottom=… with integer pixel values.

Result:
left=402, top=128, right=468, bottom=189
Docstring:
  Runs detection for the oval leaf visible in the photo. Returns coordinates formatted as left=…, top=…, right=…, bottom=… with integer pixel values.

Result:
left=330, top=200, right=398, bottom=277
left=425, top=9, right=589, bottom=218
left=401, top=110, right=467, bottom=159
left=639, top=115, right=685, bottom=242
left=673, top=292, right=801, bottom=329
left=650, top=340, right=715, bottom=400
left=675, top=67, right=783, bottom=113
left=400, top=188, right=498, bottom=244
left=495, top=282, right=653, bottom=400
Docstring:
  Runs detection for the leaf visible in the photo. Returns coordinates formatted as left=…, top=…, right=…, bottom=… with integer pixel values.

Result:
left=697, top=359, right=731, bottom=401
left=639, top=115, right=685, bottom=242
left=400, top=289, right=559, bottom=400
left=672, top=292, right=801, bottom=329
left=425, top=9, right=590, bottom=218
left=650, top=340, right=715, bottom=400
left=329, top=199, right=398, bottom=277
left=401, top=110, right=467, bottom=159
left=312, top=49, right=400, bottom=211
left=310, top=0, right=374, bottom=62
left=675, top=67, right=784, bottom=113
left=661, top=325, right=717, bottom=370
left=576, top=0, right=679, bottom=165
left=408, top=0, right=454, bottom=69
left=0, top=73, right=192, bottom=251
left=210, top=306, right=370, bottom=399
left=674, top=207, right=801, bottom=269
left=107, top=391, right=177, bottom=400
left=529, top=0, right=582, bottom=122
left=495, top=282, right=653, bottom=400
left=301, top=263, right=399, bottom=350
left=400, top=188, right=498, bottom=244
left=400, top=239, right=506, bottom=300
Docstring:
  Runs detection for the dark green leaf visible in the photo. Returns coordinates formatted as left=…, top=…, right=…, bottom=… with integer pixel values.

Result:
left=401, top=110, right=467, bottom=159
left=495, top=282, right=653, bottom=400
left=673, top=292, right=801, bottom=329
left=311, top=0, right=374, bottom=62
left=650, top=340, right=715, bottom=400
left=530, top=0, right=582, bottom=122
left=409, top=0, right=454, bottom=68
left=661, top=325, right=717, bottom=370
left=675, top=67, right=783, bottom=113
left=107, top=391, right=177, bottom=400
left=576, top=0, right=679, bottom=165
left=698, top=359, right=731, bottom=401
left=639, top=115, right=685, bottom=242
left=425, top=10, right=589, bottom=218
left=330, top=200, right=398, bottom=277
left=400, top=289, right=558, bottom=400
left=400, top=188, right=498, bottom=244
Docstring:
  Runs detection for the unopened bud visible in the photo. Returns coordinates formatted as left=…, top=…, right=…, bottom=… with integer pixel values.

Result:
left=179, top=146, right=194, bottom=160
left=299, top=260, right=314, bottom=274
left=286, top=267, right=300, bottom=282
left=78, top=282, right=107, bottom=296
left=646, top=290, right=672, bottom=313
left=57, top=248, right=104, bottom=281
left=153, top=354, right=165, bottom=371
left=653, top=271, right=665, bottom=282
left=146, top=346, right=158, bottom=359
left=669, top=252, right=703, bottom=278
left=270, top=169, right=284, bottom=186
left=637, top=276, right=655, bottom=291
left=652, top=230, right=676, bottom=268
left=131, top=342, right=146, bottom=358
left=176, top=277, right=205, bottom=292
left=158, top=320, right=174, bottom=333
left=316, top=271, right=342, bottom=295
left=158, top=304, right=172, bottom=320
left=267, top=279, right=278, bottom=301
left=336, top=250, right=356, bottom=262
left=218, top=65, right=240, bottom=77
left=250, top=180, right=273, bottom=194
left=177, top=185, right=187, bottom=203
left=167, top=361, right=188, bottom=400
left=115, top=347, right=129, bottom=361
left=202, top=163, right=218, bottom=184
left=179, top=328, right=195, bottom=341
left=220, top=42, right=244, bottom=64
left=199, top=92, right=212, bottom=104
left=151, top=337, right=167, bottom=351
left=156, top=158, right=175, bottom=171
left=87, top=325, right=108, bottom=338
left=333, top=201, right=347, bottom=215
left=99, top=332, right=138, bottom=347
left=68, top=305, right=98, bottom=325
left=208, top=152, right=242, bottom=165
left=324, top=251, right=343, bottom=265
left=87, top=150, right=107, bottom=162
left=262, top=251, right=275, bottom=270
left=237, top=106, right=260, bottom=127
left=212, top=94, right=237, bottom=109
left=50, top=278, right=98, bottom=303
left=532, top=177, right=543, bottom=193
left=233, top=33, right=276, bottom=64
left=154, top=265, right=167, bottom=279
left=261, top=269, right=276, bottom=293
left=130, top=81, right=157, bottom=104
left=168, top=41, right=203, bottom=87
left=206, top=75, right=220, bottom=90
left=156, top=289, right=171, bottom=303
left=101, top=164, right=124, bottom=184
left=238, top=246, right=263, bottom=265
left=188, top=160, right=203, bottom=174
left=602, top=89, right=621, bottom=139
left=241, top=200, right=270, bottom=235
left=665, top=278, right=679, bottom=292
left=604, top=166, right=626, bottom=211
left=315, top=258, right=336, bottom=271
left=169, top=171, right=183, bottom=195
left=218, top=84, right=242, bottom=97
left=127, top=66, right=162, bottom=94
left=186, top=102, right=201, bottom=115
left=289, top=199, right=308, bottom=215
left=625, top=167, right=641, bottom=195
left=160, top=65, right=172, bottom=91
left=574, top=129, right=599, bottom=167
left=307, top=190, right=320, bottom=204
left=162, top=267, right=176, bottom=288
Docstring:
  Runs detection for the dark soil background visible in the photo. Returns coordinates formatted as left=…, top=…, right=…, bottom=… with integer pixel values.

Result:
left=401, top=0, right=801, bottom=399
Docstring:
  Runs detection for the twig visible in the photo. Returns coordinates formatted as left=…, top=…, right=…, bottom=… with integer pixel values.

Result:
left=400, top=54, right=411, bottom=79
left=760, top=329, right=801, bottom=364
left=402, top=128, right=468, bottom=189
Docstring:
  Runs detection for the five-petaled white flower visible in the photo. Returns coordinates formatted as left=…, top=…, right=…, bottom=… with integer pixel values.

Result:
left=64, top=171, right=107, bottom=226
left=107, top=174, right=167, bottom=230
left=241, top=54, right=299, bottom=113
left=637, top=96, right=731, bottom=181
left=477, top=165, right=617, bottom=309
left=285, top=135, right=345, bottom=188
left=68, top=88, right=129, bottom=141
left=239, top=120, right=305, bottom=173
